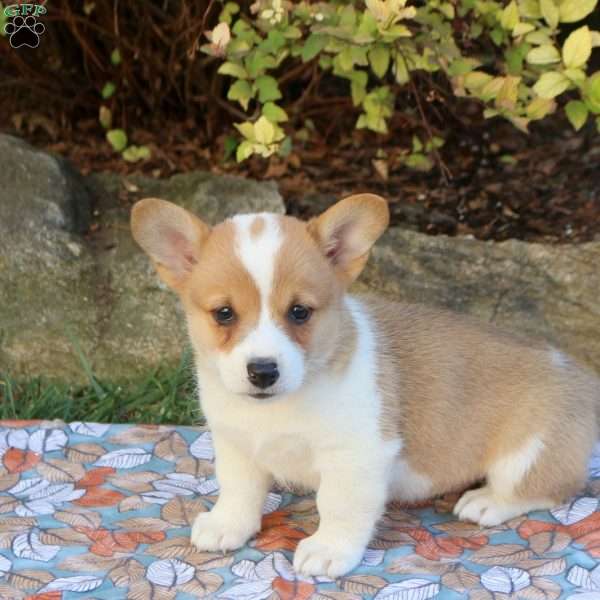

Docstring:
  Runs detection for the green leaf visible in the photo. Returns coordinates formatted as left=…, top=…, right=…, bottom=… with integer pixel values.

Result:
left=500, top=1, right=520, bottom=30
left=218, top=61, right=248, bottom=79
left=350, top=71, right=368, bottom=105
left=227, top=80, right=253, bottom=110
left=526, top=45, right=560, bottom=64
left=236, top=140, right=254, bottom=162
left=223, top=136, right=238, bottom=161
left=301, top=33, right=327, bottom=62
left=262, top=102, right=288, bottom=123
left=368, top=46, right=390, bottom=78
left=110, top=48, right=121, bottom=66
left=490, top=27, right=504, bottom=45
left=405, top=153, right=433, bottom=171
left=284, top=26, right=302, bottom=39
left=245, top=51, right=277, bottom=78
left=565, top=100, right=588, bottom=130
left=278, top=136, right=292, bottom=157
left=106, top=129, right=127, bottom=152
left=559, top=0, right=597, bottom=23
left=99, top=106, right=112, bottom=129
left=260, top=29, right=286, bottom=54
left=562, top=26, right=592, bottom=68
left=540, top=0, right=559, bottom=29
left=338, top=47, right=354, bottom=71
left=505, top=45, right=528, bottom=74
left=583, top=72, right=600, bottom=113
left=412, top=135, right=423, bottom=152
left=101, top=82, right=116, bottom=99
left=255, top=75, right=282, bottom=102
left=122, top=145, right=151, bottom=162
left=533, top=71, right=570, bottom=98
left=448, top=58, right=479, bottom=76
left=439, top=2, right=455, bottom=19
left=394, top=55, right=409, bottom=84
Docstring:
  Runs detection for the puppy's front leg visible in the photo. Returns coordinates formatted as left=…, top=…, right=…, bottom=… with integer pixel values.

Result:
left=191, top=432, right=272, bottom=552
left=294, top=460, right=387, bottom=578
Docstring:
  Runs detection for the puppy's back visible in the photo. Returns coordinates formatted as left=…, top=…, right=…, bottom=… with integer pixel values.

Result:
left=362, top=294, right=599, bottom=496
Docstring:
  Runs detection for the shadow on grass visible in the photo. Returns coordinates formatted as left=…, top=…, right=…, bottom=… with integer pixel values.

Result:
left=0, top=347, right=202, bottom=426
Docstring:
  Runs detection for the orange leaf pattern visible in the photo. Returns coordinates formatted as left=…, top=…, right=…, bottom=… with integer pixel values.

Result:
left=0, top=421, right=599, bottom=598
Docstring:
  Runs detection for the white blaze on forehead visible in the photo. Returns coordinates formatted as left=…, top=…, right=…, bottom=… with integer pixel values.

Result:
left=232, top=213, right=282, bottom=302
left=217, top=213, right=305, bottom=394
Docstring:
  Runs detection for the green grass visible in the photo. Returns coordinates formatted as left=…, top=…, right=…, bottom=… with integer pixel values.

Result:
left=0, top=350, right=202, bottom=425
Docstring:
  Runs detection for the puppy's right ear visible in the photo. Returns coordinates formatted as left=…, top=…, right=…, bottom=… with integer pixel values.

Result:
left=131, top=198, right=210, bottom=290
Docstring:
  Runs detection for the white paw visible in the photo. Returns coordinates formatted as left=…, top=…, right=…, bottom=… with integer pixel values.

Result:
left=293, top=532, right=364, bottom=578
left=190, top=511, right=258, bottom=552
left=454, top=487, right=517, bottom=527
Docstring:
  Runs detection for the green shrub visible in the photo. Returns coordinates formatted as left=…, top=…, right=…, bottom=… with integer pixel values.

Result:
left=202, top=0, right=600, bottom=162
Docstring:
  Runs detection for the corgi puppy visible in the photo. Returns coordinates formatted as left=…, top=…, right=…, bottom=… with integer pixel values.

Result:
left=131, top=194, right=599, bottom=578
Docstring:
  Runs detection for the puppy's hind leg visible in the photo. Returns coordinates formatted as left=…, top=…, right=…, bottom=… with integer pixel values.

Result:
left=454, top=435, right=586, bottom=527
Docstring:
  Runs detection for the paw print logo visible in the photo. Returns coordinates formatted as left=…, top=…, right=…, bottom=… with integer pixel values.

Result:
left=4, top=15, right=45, bottom=49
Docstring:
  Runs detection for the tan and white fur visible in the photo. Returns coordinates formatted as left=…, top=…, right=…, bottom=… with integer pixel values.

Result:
left=131, top=194, right=599, bottom=578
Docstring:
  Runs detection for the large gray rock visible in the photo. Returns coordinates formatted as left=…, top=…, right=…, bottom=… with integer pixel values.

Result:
left=359, top=230, right=600, bottom=374
left=0, top=138, right=284, bottom=381
left=0, top=134, right=92, bottom=238
left=0, top=135, right=96, bottom=382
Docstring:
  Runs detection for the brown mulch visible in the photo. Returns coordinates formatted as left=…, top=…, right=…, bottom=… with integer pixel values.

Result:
left=6, top=109, right=600, bottom=245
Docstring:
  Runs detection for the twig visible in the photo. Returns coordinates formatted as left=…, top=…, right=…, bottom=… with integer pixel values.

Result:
left=209, top=95, right=251, bottom=121
left=201, top=0, right=218, bottom=31
left=410, top=77, right=452, bottom=184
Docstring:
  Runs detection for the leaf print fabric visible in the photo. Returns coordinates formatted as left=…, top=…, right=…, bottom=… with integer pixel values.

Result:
left=0, top=420, right=599, bottom=599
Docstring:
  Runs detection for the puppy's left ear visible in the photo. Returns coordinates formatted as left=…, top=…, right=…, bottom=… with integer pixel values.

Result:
left=308, top=193, right=389, bottom=284
left=131, top=198, right=210, bottom=291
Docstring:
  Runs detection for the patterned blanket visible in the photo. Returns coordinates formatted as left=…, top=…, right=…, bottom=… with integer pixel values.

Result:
left=0, top=421, right=599, bottom=599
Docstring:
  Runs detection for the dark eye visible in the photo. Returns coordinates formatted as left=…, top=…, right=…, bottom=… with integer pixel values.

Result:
left=288, top=304, right=312, bottom=324
left=213, top=306, right=235, bottom=325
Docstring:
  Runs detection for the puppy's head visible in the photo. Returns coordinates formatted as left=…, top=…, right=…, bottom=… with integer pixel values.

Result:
left=131, top=194, right=388, bottom=399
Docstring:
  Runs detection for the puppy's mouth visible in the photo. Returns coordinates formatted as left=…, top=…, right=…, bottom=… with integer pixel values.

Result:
left=248, top=392, right=275, bottom=400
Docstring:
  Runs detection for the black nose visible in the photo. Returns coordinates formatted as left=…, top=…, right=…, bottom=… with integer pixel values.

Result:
left=247, top=360, right=279, bottom=389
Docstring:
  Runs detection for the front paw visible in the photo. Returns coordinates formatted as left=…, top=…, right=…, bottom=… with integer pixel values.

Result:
left=190, top=511, right=259, bottom=552
left=293, top=532, right=364, bottom=578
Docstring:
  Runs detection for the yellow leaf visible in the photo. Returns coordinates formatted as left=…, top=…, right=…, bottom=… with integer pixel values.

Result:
left=464, top=71, right=493, bottom=90
left=526, top=97, right=556, bottom=119
left=254, top=116, right=275, bottom=144
left=496, top=76, right=521, bottom=110
left=501, top=1, right=520, bottom=30
left=533, top=71, right=570, bottom=98
left=518, top=0, right=542, bottom=19
left=527, top=44, right=561, bottom=64
left=559, top=0, right=597, bottom=23
left=562, top=26, right=592, bottom=68
left=513, top=22, right=535, bottom=36
left=540, top=0, right=559, bottom=29
left=234, top=122, right=255, bottom=140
